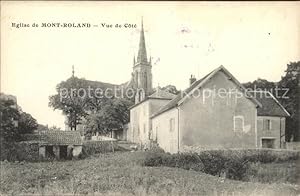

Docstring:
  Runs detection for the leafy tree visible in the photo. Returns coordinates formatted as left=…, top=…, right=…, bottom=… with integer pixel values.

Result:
left=49, top=77, right=89, bottom=130
left=0, top=98, right=20, bottom=160
left=278, top=62, right=299, bottom=141
left=37, top=124, right=49, bottom=132
left=0, top=98, right=20, bottom=142
left=18, top=112, right=38, bottom=134
left=161, top=85, right=180, bottom=95
left=49, top=125, right=63, bottom=132
left=49, top=75, right=133, bottom=131
left=84, top=98, right=133, bottom=136
left=243, top=78, right=276, bottom=92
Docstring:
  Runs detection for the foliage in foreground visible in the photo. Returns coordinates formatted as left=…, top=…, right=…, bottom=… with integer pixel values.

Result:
left=1, top=152, right=299, bottom=196
left=142, top=149, right=300, bottom=181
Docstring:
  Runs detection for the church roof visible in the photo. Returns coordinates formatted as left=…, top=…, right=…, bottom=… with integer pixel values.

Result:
left=84, top=79, right=119, bottom=89
left=250, top=91, right=290, bottom=117
left=151, top=66, right=262, bottom=118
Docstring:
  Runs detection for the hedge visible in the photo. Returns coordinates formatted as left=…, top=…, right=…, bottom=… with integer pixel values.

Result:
left=0, top=141, right=40, bottom=162
left=80, top=140, right=118, bottom=158
left=142, top=149, right=300, bottom=181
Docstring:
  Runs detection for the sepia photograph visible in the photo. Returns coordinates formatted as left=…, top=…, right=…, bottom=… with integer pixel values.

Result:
left=1, top=1, right=300, bottom=195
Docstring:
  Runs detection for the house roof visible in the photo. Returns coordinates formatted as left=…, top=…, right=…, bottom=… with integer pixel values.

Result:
left=129, top=88, right=176, bottom=110
left=39, top=131, right=83, bottom=145
left=250, top=91, right=290, bottom=117
left=151, top=66, right=262, bottom=119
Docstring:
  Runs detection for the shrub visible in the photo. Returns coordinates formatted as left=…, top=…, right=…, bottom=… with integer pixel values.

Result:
left=142, top=149, right=300, bottom=181
left=142, top=152, right=167, bottom=167
left=0, top=141, right=40, bottom=162
left=175, top=153, right=204, bottom=171
left=148, top=143, right=165, bottom=154
left=143, top=151, right=249, bottom=180
left=81, top=141, right=118, bottom=157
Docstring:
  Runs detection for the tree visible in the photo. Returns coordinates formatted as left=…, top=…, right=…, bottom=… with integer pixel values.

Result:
left=18, top=112, right=38, bottom=134
left=49, top=126, right=63, bottom=131
left=161, top=85, right=180, bottom=95
left=0, top=98, right=20, bottom=142
left=0, top=98, right=21, bottom=160
left=37, top=124, right=49, bottom=132
left=84, top=98, right=133, bottom=136
left=49, top=77, right=89, bottom=130
left=278, top=62, right=300, bottom=141
left=243, top=78, right=276, bottom=92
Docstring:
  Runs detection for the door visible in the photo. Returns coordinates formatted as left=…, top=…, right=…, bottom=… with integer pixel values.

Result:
left=59, top=146, right=68, bottom=159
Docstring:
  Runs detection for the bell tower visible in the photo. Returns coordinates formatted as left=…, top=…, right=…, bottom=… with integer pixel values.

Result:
left=132, top=19, right=152, bottom=103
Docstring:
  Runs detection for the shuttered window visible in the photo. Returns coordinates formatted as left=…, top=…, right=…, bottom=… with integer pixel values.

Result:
left=233, top=116, right=244, bottom=132
left=263, top=119, right=272, bottom=130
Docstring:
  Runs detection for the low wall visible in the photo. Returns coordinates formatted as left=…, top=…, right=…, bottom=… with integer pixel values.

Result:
left=286, top=142, right=300, bottom=151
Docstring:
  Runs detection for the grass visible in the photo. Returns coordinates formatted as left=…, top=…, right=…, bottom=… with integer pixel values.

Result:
left=249, top=160, right=300, bottom=184
left=1, top=151, right=299, bottom=195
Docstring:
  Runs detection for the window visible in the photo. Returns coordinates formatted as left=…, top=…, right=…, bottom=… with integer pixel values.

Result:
left=263, top=119, right=272, bottom=130
left=143, top=123, right=146, bottom=134
left=261, top=138, right=275, bottom=148
left=169, top=118, right=175, bottom=132
left=233, top=116, right=244, bottom=132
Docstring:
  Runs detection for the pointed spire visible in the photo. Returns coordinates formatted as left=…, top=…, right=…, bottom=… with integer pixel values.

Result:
left=136, top=17, right=148, bottom=64
left=133, top=55, right=136, bottom=65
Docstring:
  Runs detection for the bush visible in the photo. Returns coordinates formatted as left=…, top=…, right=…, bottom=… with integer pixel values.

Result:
left=81, top=140, right=118, bottom=157
left=143, top=152, right=166, bottom=167
left=142, top=149, right=300, bottom=181
left=0, top=141, right=40, bottom=162
left=143, top=151, right=249, bottom=180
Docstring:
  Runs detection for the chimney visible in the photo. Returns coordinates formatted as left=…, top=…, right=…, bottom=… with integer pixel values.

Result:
left=189, top=75, right=196, bottom=86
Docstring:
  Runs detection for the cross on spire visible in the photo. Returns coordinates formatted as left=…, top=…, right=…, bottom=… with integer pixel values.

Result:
left=72, top=65, right=75, bottom=77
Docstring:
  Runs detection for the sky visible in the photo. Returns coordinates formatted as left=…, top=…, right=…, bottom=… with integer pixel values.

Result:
left=1, top=1, right=300, bottom=128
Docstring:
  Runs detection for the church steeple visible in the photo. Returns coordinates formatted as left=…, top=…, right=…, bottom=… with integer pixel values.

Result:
left=131, top=18, right=152, bottom=103
left=136, top=18, right=148, bottom=64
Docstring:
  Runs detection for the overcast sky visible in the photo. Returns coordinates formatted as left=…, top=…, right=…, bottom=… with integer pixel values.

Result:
left=1, top=1, right=299, bottom=128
